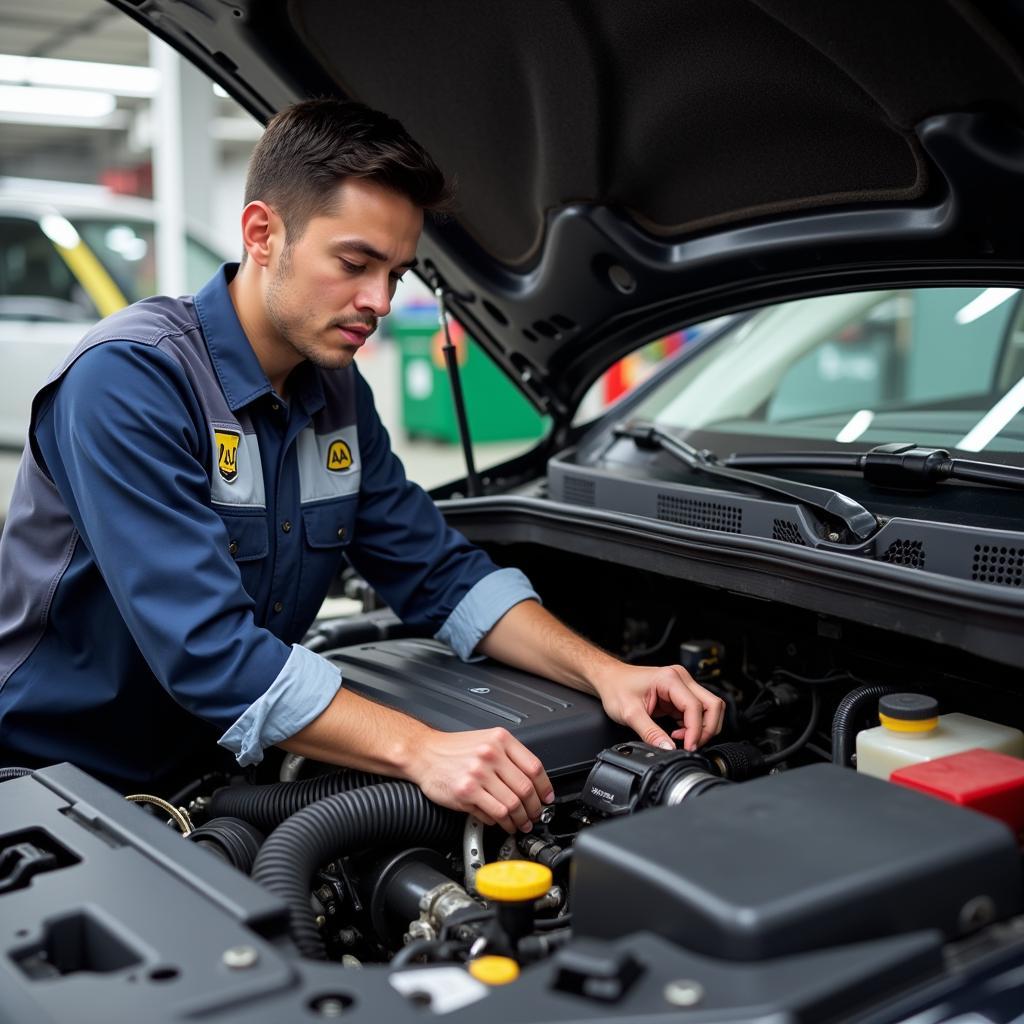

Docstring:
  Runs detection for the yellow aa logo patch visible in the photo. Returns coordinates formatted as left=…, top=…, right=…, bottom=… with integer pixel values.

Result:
left=327, top=439, right=353, bottom=472
left=215, top=430, right=240, bottom=483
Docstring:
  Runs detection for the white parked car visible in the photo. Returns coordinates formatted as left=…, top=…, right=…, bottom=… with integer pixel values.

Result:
left=0, top=179, right=226, bottom=523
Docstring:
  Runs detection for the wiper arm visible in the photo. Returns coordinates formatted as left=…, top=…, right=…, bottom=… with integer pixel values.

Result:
left=614, top=423, right=879, bottom=542
left=724, top=442, right=1024, bottom=491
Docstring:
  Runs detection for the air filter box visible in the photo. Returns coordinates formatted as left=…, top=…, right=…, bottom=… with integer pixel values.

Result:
left=572, top=764, right=1021, bottom=960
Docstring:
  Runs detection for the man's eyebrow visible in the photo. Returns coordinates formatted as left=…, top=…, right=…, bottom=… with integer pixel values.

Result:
left=331, top=239, right=418, bottom=269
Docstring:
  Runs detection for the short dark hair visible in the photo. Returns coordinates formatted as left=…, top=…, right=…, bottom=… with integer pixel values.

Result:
left=244, top=98, right=453, bottom=245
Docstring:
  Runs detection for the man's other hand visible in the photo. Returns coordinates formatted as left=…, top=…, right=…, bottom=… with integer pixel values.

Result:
left=407, top=727, right=554, bottom=833
left=593, top=663, right=725, bottom=752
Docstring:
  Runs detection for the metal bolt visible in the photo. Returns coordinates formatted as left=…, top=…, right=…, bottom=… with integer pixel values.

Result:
left=311, top=996, right=350, bottom=1016
left=222, top=945, right=259, bottom=970
left=315, top=915, right=327, bottom=928
left=828, top=532, right=841, bottom=542
left=664, top=979, right=704, bottom=1007
left=959, top=895, right=996, bottom=933
left=539, top=806, right=555, bottom=824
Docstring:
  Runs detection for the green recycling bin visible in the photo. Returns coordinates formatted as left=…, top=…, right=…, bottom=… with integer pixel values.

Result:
left=392, top=307, right=547, bottom=443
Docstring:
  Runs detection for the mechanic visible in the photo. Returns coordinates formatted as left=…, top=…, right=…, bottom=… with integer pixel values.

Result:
left=0, top=100, right=723, bottom=832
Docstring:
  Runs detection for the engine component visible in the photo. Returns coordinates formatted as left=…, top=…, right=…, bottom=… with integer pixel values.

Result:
left=890, top=748, right=1024, bottom=835
left=831, top=682, right=902, bottom=767
left=322, top=638, right=629, bottom=771
left=475, top=861, right=553, bottom=958
left=467, top=954, right=520, bottom=985
left=857, top=694, right=1024, bottom=779
left=580, top=742, right=727, bottom=818
left=462, top=815, right=485, bottom=892
left=677, top=640, right=723, bottom=683
left=572, top=763, right=1022, bottom=960
left=702, top=741, right=765, bottom=781
left=369, top=848, right=478, bottom=946
left=250, top=781, right=459, bottom=960
left=188, top=817, right=264, bottom=874
left=208, top=768, right=385, bottom=833
left=124, top=793, right=193, bottom=835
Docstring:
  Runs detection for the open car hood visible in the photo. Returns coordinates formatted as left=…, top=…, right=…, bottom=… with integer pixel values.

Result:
left=112, top=0, right=1024, bottom=419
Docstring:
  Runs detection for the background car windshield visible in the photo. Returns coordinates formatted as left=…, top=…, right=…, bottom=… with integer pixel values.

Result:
left=632, top=287, right=1024, bottom=455
left=75, top=218, right=223, bottom=303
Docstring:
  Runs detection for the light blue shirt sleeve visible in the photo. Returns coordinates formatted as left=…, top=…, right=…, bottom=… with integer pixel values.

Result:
left=435, top=567, right=540, bottom=661
left=218, top=643, right=342, bottom=766
left=219, top=568, right=538, bottom=764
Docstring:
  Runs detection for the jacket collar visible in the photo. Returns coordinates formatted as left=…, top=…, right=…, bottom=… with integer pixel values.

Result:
left=192, top=263, right=325, bottom=416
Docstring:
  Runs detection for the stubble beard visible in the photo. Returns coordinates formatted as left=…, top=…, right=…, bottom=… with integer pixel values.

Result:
left=265, top=245, right=360, bottom=371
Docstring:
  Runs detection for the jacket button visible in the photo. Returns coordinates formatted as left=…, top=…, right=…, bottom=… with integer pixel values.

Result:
left=273, top=601, right=284, bottom=614
left=281, top=520, right=292, bottom=533
left=337, top=526, right=346, bottom=540
left=229, top=540, right=239, bottom=556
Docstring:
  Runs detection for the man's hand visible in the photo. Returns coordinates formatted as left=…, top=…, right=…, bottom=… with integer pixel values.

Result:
left=591, top=662, right=725, bottom=751
left=479, top=601, right=726, bottom=751
left=406, top=727, right=554, bottom=833
left=282, top=689, right=552, bottom=833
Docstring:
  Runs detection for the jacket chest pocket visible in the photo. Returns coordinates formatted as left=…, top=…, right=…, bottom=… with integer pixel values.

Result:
left=218, top=510, right=269, bottom=599
left=294, top=498, right=357, bottom=631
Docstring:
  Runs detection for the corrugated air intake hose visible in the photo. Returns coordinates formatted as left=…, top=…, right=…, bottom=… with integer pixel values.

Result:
left=251, top=781, right=459, bottom=960
left=208, top=769, right=385, bottom=833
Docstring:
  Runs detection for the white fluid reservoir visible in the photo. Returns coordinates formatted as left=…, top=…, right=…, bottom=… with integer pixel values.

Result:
left=856, top=693, right=1024, bottom=780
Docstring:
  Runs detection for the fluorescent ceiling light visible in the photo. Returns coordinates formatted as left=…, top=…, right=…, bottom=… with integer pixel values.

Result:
left=954, top=287, right=1018, bottom=325
left=0, top=84, right=116, bottom=119
left=835, top=409, right=874, bottom=443
left=0, top=54, right=157, bottom=96
left=956, top=374, right=1024, bottom=452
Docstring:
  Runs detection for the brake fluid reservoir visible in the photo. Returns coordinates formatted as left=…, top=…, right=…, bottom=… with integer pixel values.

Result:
left=856, top=693, right=1024, bottom=780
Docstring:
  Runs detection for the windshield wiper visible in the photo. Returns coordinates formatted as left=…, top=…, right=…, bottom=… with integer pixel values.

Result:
left=724, top=442, right=1024, bottom=491
left=613, top=423, right=879, bottom=542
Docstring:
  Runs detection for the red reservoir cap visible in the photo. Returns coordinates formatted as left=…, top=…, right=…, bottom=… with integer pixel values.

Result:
left=890, top=748, right=1024, bottom=837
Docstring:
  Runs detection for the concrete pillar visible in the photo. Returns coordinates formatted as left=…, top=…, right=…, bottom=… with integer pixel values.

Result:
left=149, top=40, right=216, bottom=295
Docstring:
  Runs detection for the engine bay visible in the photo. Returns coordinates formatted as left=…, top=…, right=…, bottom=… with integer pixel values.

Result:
left=4, top=551, right=1024, bottom=1023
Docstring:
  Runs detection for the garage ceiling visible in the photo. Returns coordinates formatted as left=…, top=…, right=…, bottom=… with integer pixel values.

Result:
left=1, top=0, right=148, bottom=64
left=0, top=0, right=259, bottom=178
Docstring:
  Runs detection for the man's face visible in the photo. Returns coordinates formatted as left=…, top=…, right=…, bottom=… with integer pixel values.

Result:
left=264, top=177, right=422, bottom=372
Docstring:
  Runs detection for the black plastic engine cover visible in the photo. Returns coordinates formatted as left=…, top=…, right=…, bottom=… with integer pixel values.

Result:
left=323, top=638, right=628, bottom=773
left=571, top=763, right=1022, bottom=960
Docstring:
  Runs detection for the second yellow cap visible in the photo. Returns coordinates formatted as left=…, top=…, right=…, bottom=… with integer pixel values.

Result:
left=468, top=955, right=520, bottom=985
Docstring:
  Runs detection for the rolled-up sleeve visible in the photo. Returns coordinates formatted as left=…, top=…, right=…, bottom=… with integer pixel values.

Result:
left=218, top=643, right=342, bottom=764
left=435, top=567, right=540, bottom=660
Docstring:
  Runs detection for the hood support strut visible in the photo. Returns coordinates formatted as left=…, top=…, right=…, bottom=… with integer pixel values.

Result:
left=432, top=275, right=481, bottom=497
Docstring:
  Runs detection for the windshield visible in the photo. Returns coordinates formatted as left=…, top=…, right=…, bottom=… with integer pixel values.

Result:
left=632, top=287, right=1024, bottom=455
left=74, top=218, right=224, bottom=303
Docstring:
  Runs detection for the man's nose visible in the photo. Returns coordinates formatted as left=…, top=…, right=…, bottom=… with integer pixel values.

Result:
left=357, top=276, right=392, bottom=319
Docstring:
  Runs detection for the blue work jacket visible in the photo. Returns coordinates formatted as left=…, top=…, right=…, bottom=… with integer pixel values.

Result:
left=0, top=264, right=536, bottom=791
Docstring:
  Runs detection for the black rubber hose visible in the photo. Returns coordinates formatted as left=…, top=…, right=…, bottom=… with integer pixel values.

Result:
left=0, top=768, right=32, bottom=782
left=831, top=683, right=902, bottom=767
left=208, top=769, right=385, bottom=833
left=763, top=690, right=820, bottom=767
left=188, top=817, right=265, bottom=874
left=252, top=781, right=458, bottom=960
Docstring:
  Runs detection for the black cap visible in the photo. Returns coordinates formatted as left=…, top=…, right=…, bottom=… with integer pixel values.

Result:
left=879, top=693, right=938, bottom=721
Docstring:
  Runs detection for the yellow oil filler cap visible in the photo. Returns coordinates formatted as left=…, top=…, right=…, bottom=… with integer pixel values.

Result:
left=475, top=861, right=552, bottom=903
left=878, top=693, right=940, bottom=733
left=468, top=955, right=520, bottom=986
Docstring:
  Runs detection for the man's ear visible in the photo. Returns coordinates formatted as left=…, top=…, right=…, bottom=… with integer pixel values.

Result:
left=240, top=201, right=280, bottom=268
